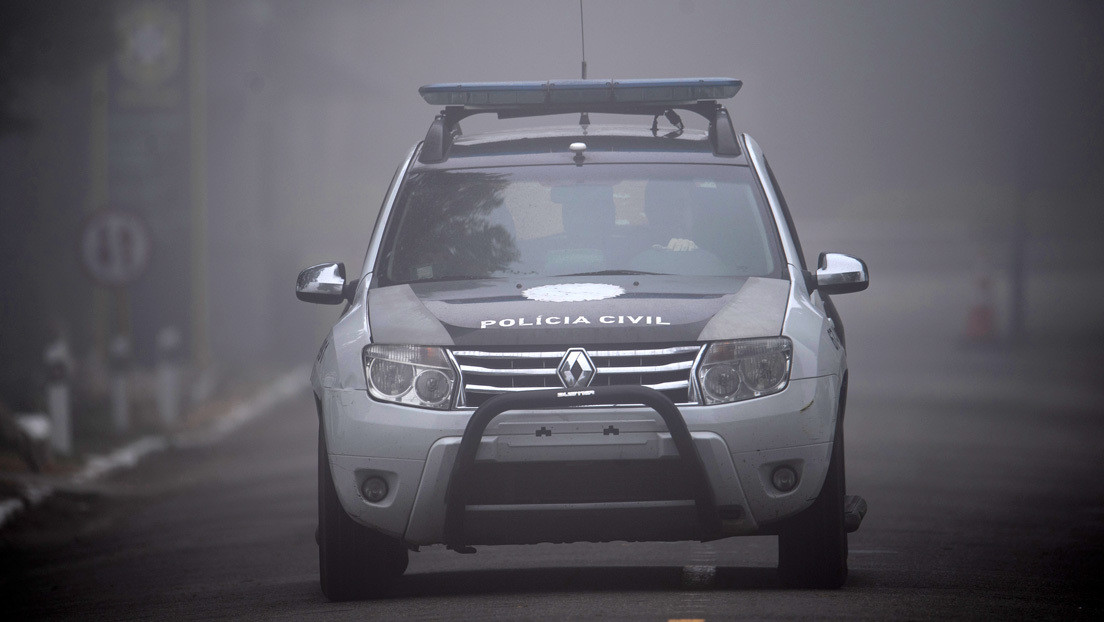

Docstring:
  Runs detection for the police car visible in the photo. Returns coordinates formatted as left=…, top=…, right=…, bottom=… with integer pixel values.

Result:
left=296, top=78, right=870, bottom=600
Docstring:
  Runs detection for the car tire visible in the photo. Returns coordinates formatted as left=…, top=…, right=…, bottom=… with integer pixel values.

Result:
left=318, top=430, right=408, bottom=601
left=777, top=407, right=848, bottom=589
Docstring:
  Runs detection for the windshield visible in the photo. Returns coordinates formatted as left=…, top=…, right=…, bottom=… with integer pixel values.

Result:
left=376, top=164, right=784, bottom=285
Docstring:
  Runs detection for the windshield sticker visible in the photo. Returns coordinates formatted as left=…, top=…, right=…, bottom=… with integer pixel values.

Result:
left=522, top=283, right=625, bottom=303
left=479, top=315, right=671, bottom=329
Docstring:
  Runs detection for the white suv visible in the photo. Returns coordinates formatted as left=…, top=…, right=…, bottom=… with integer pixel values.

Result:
left=297, top=78, right=869, bottom=600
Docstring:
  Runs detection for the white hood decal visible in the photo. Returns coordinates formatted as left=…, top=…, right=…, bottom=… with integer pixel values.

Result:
left=522, top=282, right=626, bottom=303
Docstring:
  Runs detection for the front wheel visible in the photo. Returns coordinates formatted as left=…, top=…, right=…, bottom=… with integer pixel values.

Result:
left=318, top=430, right=408, bottom=601
left=777, top=414, right=848, bottom=588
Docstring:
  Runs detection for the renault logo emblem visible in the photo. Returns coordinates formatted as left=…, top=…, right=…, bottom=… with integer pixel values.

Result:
left=557, top=348, right=595, bottom=389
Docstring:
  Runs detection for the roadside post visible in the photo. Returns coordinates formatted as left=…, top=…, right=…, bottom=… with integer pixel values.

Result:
left=108, top=335, right=132, bottom=433
left=79, top=208, right=151, bottom=435
left=43, top=336, right=73, bottom=455
left=156, top=327, right=183, bottom=428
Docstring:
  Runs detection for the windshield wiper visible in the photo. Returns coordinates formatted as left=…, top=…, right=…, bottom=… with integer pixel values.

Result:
left=556, top=269, right=670, bottom=277
left=405, top=275, right=494, bottom=285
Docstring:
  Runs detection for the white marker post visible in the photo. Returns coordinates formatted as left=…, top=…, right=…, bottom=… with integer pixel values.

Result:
left=43, top=336, right=73, bottom=455
left=78, top=209, right=151, bottom=434
left=156, top=327, right=183, bottom=428
left=108, top=335, right=131, bottom=433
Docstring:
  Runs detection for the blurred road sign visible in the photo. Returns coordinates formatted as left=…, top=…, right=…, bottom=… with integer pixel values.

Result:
left=80, top=209, right=151, bottom=287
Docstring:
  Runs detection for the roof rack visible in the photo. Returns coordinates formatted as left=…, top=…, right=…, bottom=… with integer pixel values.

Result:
left=416, top=78, right=743, bottom=163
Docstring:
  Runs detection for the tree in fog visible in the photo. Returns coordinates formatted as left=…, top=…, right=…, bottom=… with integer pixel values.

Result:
left=0, top=0, right=112, bottom=133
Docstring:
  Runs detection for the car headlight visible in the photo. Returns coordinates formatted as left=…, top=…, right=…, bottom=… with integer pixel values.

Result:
left=364, top=345, right=457, bottom=409
left=697, top=337, right=792, bottom=405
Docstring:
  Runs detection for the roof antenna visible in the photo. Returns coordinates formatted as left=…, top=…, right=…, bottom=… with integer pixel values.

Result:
left=579, top=0, right=587, bottom=80
left=578, top=0, right=590, bottom=129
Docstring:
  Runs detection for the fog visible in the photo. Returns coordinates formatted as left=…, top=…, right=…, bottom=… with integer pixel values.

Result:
left=2, top=0, right=1103, bottom=417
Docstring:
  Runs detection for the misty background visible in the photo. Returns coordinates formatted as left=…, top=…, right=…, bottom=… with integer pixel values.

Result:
left=2, top=0, right=1103, bottom=421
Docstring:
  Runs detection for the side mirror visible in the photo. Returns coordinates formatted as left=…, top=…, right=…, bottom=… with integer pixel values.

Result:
left=815, top=252, right=869, bottom=295
left=296, top=262, right=348, bottom=304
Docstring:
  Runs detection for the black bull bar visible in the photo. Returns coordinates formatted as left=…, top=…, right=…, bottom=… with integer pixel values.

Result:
left=444, top=385, right=723, bottom=552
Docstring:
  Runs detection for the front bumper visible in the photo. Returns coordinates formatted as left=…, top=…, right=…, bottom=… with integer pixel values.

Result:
left=321, top=374, right=840, bottom=544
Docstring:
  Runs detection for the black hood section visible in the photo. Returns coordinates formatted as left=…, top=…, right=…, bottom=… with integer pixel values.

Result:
left=407, top=275, right=742, bottom=347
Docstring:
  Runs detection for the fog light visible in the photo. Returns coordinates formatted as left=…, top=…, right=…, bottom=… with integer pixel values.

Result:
left=771, top=466, right=798, bottom=492
left=361, top=476, right=389, bottom=502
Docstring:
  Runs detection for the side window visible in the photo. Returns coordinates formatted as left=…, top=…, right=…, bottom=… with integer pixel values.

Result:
left=764, top=160, right=808, bottom=271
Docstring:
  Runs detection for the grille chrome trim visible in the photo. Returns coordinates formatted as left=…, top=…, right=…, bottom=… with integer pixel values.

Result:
left=452, top=350, right=567, bottom=359
left=645, top=380, right=691, bottom=392
left=596, top=360, right=693, bottom=374
left=465, top=384, right=553, bottom=394
left=587, top=346, right=701, bottom=357
left=459, top=365, right=558, bottom=376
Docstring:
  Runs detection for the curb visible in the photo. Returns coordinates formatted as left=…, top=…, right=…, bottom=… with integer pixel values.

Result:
left=0, top=365, right=311, bottom=531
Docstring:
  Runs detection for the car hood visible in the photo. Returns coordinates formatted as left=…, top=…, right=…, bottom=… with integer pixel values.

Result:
left=366, top=275, right=791, bottom=347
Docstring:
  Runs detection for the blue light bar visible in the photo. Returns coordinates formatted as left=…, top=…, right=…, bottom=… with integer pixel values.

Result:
left=419, top=78, right=741, bottom=107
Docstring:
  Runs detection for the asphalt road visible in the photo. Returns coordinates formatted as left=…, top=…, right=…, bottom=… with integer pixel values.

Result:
left=3, top=364, right=1102, bottom=620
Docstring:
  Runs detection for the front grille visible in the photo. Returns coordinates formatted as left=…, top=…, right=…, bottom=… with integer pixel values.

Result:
left=451, top=344, right=703, bottom=408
